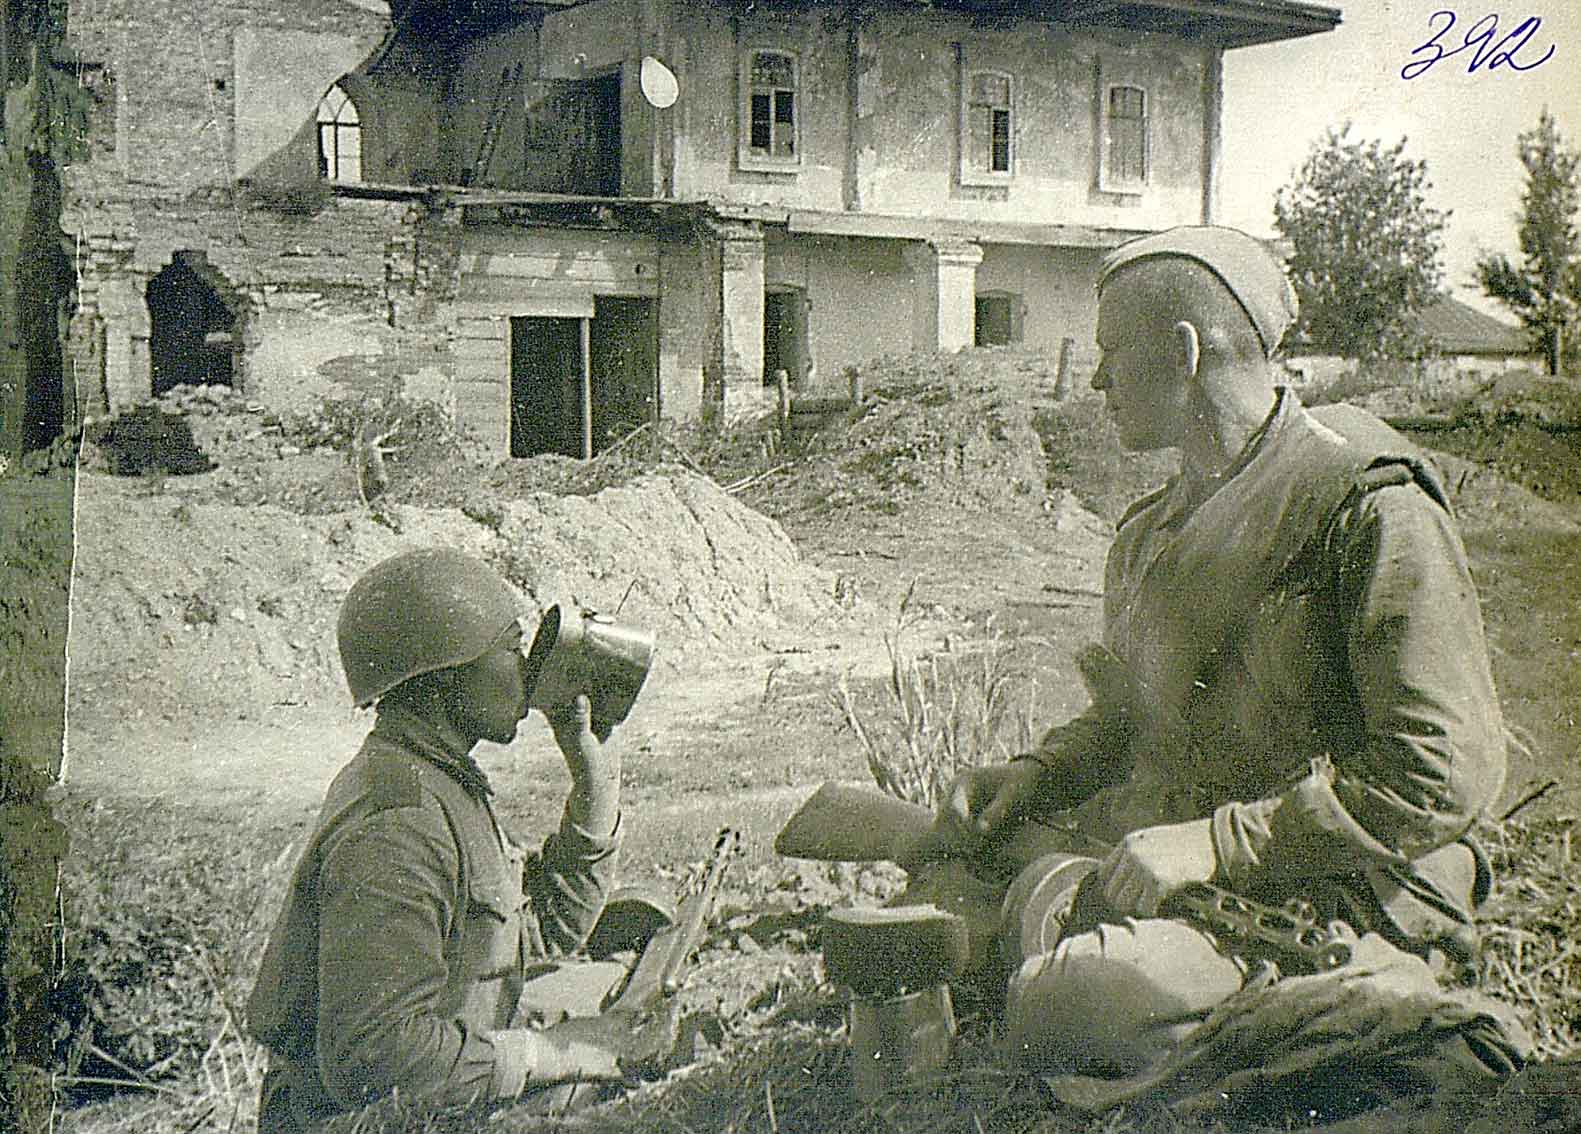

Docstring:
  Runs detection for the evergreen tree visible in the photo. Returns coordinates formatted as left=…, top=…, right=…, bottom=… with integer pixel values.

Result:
left=1476, top=109, right=1581, bottom=377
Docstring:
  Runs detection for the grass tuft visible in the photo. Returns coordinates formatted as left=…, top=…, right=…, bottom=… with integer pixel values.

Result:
left=833, top=584, right=1041, bottom=809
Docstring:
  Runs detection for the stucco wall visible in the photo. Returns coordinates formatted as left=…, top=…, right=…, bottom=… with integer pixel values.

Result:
left=669, top=4, right=1211, bottom=231
left=975, top=243, right=1102, bottom=359
left=859, top=17, right=1210, bottom=229
left=66, top=0, right=390, bottom=196
left=671, top=5, right=849, bottom=210
left=765, top=233, right=914, bottom=387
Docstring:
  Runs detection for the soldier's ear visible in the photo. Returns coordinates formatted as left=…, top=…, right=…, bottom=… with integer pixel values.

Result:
left=1172, top=320, right=1201, bottom=381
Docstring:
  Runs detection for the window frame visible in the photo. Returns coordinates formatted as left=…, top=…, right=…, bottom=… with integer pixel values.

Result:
left=738, top=46, right=802, bottom=174
left=1099, top=82, right=1149, bottom=195
left=959, top=66, right=1016, bottom=187
left=316, top=83, right=363, bottom=184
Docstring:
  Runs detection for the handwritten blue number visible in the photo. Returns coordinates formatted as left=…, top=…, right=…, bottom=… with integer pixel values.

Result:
left=1401, top=11, right=1555, bottom=80
left=1401, top=10, right=1456, bottom=80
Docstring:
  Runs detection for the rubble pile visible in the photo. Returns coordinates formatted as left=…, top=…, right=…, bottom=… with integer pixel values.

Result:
left=156, top=382, right=295, bottom=465
left=761, top=351, right=1055, bottom=524
left=66, top=469, right=845, bottom=744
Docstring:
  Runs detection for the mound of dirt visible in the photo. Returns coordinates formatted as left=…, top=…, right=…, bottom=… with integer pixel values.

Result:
left=65, top=470, right=847, bottom=745
left=757, top=355, right=1052, bottom=526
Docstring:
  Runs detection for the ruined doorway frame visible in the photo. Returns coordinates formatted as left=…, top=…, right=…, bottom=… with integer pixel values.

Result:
left=146, top=251, right=246, bottom=397
left=588, top=295, right=659, bottom=452
left=509, top=296, right=659, bottom=460
left=974, top=290, right=1021, bottom=347
left=509, top=314, right=585, bottom=459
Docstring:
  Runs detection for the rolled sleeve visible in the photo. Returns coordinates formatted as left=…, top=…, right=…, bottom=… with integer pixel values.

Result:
left=1213, top=482, right=1507, bottom=890
left=522, top=805, right=623, bottom=957
left=314, top=807, right=509, bottom=1109
left=1026, top=710, right=1135, bottom=815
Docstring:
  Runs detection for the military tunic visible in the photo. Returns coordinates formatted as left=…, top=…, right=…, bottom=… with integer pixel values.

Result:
left=1081, top=392, right=1499, bottom=936
left=1005, top=391, right=1509, bottom=1074
left=247, top=703, right=620, bottom=1131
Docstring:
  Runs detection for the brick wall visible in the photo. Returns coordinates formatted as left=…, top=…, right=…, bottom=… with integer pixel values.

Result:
left=60, top=0, right=436, bottom=418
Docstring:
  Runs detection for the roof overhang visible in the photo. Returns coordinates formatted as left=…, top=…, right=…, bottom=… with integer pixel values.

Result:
left=394, top=0, right=1340, bottom=47
left=1037, top=0, right=1341, bottom=48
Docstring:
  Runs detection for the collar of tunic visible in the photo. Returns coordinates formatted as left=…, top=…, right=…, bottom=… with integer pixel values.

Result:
left=370, top=701, right=496, bottom=801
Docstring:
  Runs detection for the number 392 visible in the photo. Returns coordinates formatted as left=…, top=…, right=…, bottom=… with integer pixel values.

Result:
left=1401, top=11, right=1556, bottom=80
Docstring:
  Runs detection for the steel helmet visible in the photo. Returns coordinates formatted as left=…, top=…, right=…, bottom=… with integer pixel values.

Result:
left=337, top=547, right=520, bottom=708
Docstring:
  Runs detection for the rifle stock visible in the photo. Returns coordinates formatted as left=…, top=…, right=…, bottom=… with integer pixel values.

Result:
left=605, top=828, right=738, bottom=1014
left=774, top=781, right=1093, bottom=876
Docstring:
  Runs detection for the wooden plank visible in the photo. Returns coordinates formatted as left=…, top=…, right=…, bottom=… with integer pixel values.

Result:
left=455, top=381, right=507, bottom=415
left=453, top=294, right=595, bottom=320
left=579, top=317, right=592, bottom=461
left=785, top=208, right=1142, bottom=250
left=454, top=355, right=507, bottom=386
left=453, top=338, right=508, bottom=364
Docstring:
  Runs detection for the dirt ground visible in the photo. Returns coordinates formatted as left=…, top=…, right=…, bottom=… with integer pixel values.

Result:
left=33, top=354, right=1581, bottom=1132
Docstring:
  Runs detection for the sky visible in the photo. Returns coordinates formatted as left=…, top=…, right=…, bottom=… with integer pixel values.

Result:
left=1219, top=1, right=1581, bottom=320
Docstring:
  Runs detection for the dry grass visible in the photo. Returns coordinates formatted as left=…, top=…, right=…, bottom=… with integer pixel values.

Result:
left=1476, top=811, right=1581, bottom=1061
left=833, top=584, right=1041, bottom=809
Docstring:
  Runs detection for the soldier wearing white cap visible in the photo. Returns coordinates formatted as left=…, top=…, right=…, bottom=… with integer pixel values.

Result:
left=927, top=226, right=1512, bottom=1079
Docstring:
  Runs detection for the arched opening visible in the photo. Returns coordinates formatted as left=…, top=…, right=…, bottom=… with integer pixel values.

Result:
left=146, top=252, right=239, bottom=396
left=317, top=82, right=362, bottom=183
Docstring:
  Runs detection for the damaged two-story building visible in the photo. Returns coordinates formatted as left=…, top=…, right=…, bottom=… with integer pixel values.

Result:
left=52, top=0, right=1339, bottom=460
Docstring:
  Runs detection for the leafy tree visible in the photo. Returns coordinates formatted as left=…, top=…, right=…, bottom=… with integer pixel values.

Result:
left=1475, top=109, right=1580, bottom=377
left=1273, top=124, right=1449, bottom=362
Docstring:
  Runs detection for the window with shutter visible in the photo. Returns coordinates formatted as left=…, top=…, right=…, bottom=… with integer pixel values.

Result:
left=741, top=49, right=799, bottom=170
left=1105, top=85, right=1148, bottom=190
left=961, top=68, right=1013, bottom=184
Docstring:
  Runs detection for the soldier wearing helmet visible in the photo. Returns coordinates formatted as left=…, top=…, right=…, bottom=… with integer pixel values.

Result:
left=247, top=548, right=665, bottom=1132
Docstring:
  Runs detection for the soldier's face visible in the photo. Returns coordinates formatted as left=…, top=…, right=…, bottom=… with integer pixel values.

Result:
left=451, top=621, right=532, bottom=746
left=1092, top=285, right=1191, bottom=453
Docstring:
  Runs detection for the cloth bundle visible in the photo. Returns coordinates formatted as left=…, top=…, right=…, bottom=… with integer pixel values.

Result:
left=1043, top=933, right=1531, bottom=1124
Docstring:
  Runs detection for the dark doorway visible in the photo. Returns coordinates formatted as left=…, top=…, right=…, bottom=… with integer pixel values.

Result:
left=147, top=252, right=238, bottom=395
left=763, top=287, right=807, bottom=386
left=510, top=316, right=584, bottom=458
left=975, top=293, right=1017, bottom=347
left=521, top=70, right=622, bottom=196
left=589, top=297, right=657, bottom=448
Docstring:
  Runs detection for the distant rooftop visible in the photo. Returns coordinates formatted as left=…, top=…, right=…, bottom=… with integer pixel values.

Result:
left=1418, top=295, right=1532, bottom=357
left=1287, top=295, right=1534, bottom=358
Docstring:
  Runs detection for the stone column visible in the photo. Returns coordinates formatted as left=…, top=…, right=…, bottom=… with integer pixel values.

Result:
left=708, top=219, right=767, bottom=422
left=904, top=238, right=983, bottom=355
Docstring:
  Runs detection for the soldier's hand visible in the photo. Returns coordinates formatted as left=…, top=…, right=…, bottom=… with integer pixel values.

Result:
left=547, top=695, right=621, bottom=835
left=537, top=1003, right=679, bottom=1081
left=1096, top=817, right=1217, bottom=918
left=933, top=760, right=1044, bottom=853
